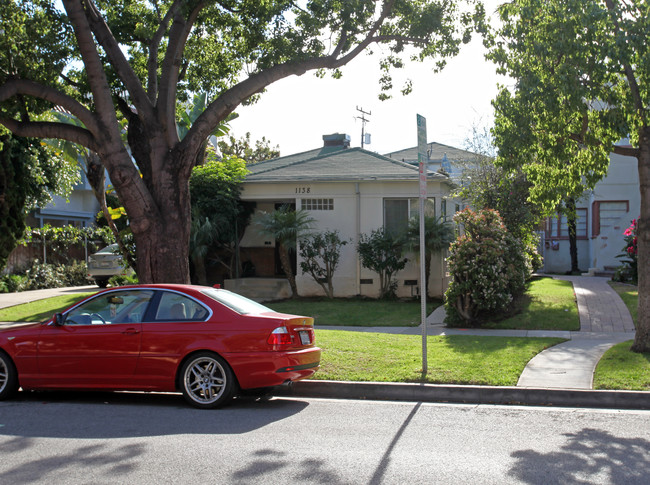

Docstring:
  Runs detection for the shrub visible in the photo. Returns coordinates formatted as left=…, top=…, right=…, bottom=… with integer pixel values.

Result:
left=445, top=209, right=532, bottom=327
left=357, top=228, right=408, bottom=299
left=1, top=261, right=93, bottom=292
left=109, top=273, right=139, bottom=287
left=299, top=230, right=348, bottom=298
left=615, top=218, right=638, bottom=283
left=0, top=274, right=26, bottom=293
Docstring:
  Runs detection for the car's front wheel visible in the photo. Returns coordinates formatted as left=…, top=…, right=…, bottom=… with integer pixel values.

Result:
left=0, top=351, right=18, bottom=400
left=180, top=352, right=236, bottom=409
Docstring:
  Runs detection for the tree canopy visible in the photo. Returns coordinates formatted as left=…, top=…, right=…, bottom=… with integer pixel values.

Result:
left=489, top=0, right=650, bottom=352
left=0, top=0, right=485, bottom=285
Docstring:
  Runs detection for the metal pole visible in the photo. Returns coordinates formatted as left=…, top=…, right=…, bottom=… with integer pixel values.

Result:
left=416, top=114, right=428, bottom=376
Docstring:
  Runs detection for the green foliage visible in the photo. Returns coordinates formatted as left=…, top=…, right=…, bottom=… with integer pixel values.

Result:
left=0, top=133, right=79, bottom=271
left=3, top=260, right=93, bottom=292
left=254, top=206, right=316, bottom=252
left=189, top=153, right=252, bottom=280
left=357, top=228, right=408, bottom=299
left=488, top=0, right=650, bottom=352
left=404, top=215, right=455, bottom=296
left=254, top=206, right=315, bottom=296
left=615, top=218, right=639, bottom=284
left=218, top=132, right=280, bottom=164
left=108, top=273, right=139, bottom=287
left=19, top=224, right=115, bottom=264
left=445, top=209, right=532, bottom=327
left=299, top=230, right=349, bottom=299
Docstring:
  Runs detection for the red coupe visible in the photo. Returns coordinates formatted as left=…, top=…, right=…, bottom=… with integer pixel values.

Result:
left=0, top=285, right=321, bottom=408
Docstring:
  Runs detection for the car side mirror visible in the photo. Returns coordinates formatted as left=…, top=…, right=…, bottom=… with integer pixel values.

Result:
left=53, top=313, right=65, bottom=326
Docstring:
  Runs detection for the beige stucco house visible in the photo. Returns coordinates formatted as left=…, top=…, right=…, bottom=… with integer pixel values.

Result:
left=227, top=133, right=460, bottom=300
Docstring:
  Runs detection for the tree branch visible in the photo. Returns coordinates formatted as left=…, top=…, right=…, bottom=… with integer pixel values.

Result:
left=603, top=0, right=644, bottom=112
left=182, top=0, right=396, bottom=160
left=62, top=0, right=122, bottom=140
left=158, top=1, right=204, bottom=147
left=0, top=78, right=99, bottom=134
left=0, top=118, right=98, bottom=152
left=78, top=0, right=155, bottom=120
left=147, top=1, right=183, bottom=102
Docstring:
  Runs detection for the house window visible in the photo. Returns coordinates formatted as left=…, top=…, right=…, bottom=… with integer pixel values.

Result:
left=592, top=200, right=629, bottom=237
left=301, top=198, right=334, bottom=211
left=441, top=200, right=447, bottom=221
left=384, top=198, right=435, bottom=235
left=545, top=208, right=588, bottom=239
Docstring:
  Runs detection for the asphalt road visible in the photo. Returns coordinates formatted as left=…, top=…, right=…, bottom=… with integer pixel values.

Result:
left=1, top=391, right=649, bottom=484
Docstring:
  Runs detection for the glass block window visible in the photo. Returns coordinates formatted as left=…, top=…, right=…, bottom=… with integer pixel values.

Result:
left=301, top=198, right=334, bottom=211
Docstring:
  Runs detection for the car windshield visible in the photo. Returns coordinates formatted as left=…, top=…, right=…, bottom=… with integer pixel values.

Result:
left=201, top=289, right=274, bottom=315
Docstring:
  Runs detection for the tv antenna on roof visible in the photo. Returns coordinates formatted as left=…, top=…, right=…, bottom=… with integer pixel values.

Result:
left=355, top=106, right=371, bottom=148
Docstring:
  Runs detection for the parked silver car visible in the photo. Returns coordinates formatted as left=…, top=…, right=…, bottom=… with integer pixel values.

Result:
left=87, top=244, right=131, bottom=287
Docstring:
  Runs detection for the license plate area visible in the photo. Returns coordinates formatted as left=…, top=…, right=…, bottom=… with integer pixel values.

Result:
left=298, top=330, right=311, bottom=345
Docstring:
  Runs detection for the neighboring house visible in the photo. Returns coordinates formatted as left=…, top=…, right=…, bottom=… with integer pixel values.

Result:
left=27, top=168, right=100, bottom=229
left=541, top=142, right=640, bottom=275
left=229, top=133, right=459, bottom=300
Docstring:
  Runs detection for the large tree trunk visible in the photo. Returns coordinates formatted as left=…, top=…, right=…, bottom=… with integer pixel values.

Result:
left=632, top=129, right=650, bottom=353
left=102, top=140, right=193, bottom=285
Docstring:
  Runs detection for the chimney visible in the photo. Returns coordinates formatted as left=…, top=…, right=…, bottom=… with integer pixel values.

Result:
left=322, top=133, right=351, bottom=149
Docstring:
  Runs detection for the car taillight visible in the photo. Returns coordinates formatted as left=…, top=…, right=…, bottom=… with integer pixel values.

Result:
left=267, top=327, right=293, bottom=346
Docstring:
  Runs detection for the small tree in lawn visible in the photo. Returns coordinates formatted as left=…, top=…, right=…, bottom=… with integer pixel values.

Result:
left=299, top=230, right=348, bottom=299
left=357, top=228, right=408, bottom=299
left=254, top=206, right=315, bottom=297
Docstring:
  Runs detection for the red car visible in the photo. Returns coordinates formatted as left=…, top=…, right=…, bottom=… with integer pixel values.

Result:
left=0, top=285, right=321, bottom=409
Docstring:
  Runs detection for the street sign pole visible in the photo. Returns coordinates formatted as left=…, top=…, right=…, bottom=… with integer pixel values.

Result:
left=416, top=114, right=428, bottom=376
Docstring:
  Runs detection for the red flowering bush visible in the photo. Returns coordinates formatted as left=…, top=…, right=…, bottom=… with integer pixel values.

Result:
left=444, top=209, right=532, bottom=327
left=616, top=218, right=638, bottom=283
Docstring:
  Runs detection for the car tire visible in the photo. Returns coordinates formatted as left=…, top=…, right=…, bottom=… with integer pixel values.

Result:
left=0, top=351, right=19, bottom=401
left=180, top=352, right=236, bottom=409
left=95, top=279, right=109, bottom=288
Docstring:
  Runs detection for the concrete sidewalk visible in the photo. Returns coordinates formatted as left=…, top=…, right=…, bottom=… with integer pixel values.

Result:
left=0, top=285, right=97, bottom=310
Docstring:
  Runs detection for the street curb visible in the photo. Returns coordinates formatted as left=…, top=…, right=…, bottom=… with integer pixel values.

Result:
left=284, top=380, right=650, bottom=410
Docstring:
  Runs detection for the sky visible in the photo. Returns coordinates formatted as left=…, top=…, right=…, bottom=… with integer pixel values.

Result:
left=229, top=1, right=509, bottom=157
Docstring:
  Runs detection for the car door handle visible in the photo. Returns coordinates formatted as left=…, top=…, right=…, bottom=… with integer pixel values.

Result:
left=122, top=328, right=140, bottom=335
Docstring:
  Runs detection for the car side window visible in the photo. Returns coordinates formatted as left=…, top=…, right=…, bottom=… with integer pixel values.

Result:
left=65, top=290, right=154, bottom=325
left=155, top=292, right=210, bottom=322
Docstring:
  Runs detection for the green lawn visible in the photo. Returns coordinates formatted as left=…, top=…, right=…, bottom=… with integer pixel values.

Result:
left=594, top=341, right=650, bottom=391
left=314, top=330, right=565, bottom=386
left=266, top=298, right=440, bottom=327
left=593, top=282, right=648, bottom=391
left=0, top=292, right=96, bottom=322
left=481, top=277, right=579, bottom=331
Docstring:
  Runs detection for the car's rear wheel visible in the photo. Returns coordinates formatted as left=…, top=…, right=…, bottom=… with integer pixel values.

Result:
left=180, top=352, right=235, bottom=409
left=0, top=351, right=18, bottom=400
left=95, top=278, right=109, bottom=288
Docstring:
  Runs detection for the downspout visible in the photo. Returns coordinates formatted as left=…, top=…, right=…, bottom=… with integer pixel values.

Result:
left=356, top=182, right=361, bottom=295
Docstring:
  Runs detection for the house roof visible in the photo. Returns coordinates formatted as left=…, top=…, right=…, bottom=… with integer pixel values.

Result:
left=384, top=141, right=477, bottom=163
left=245, top=146, right=449, bottom=183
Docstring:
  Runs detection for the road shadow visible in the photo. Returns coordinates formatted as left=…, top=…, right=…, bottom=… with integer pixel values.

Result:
left=0, top=390, right=309, bottom=439
left=508, top=427, right=650, bottom=484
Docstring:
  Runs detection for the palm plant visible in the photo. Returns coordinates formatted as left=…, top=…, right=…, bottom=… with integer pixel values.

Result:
left=254, top=206, right=315, bottom=297
left=405, top=215, right=455, bottom=297
left=190, top=215, right=219, bottom=286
